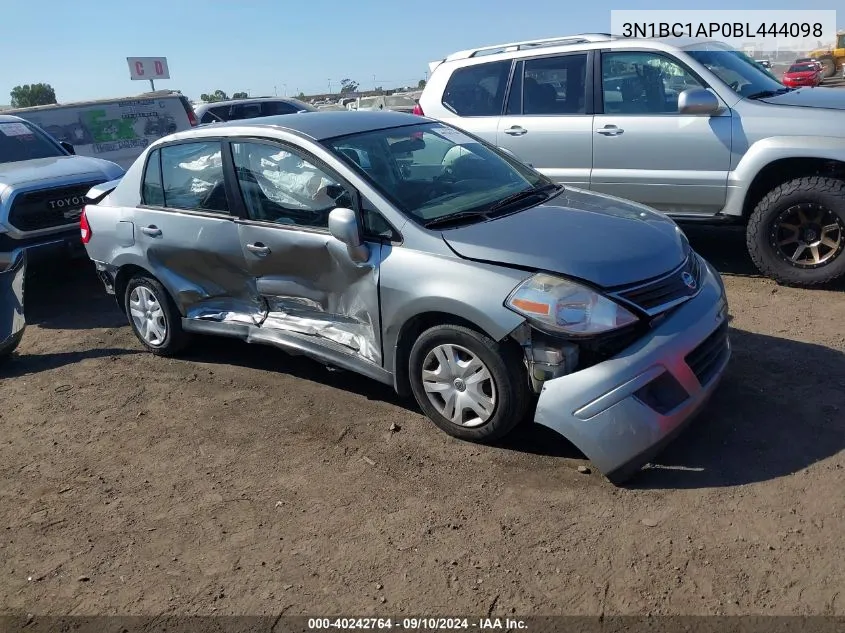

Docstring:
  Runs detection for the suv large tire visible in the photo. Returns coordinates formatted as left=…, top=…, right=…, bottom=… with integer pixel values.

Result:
left=746, top=176, right=845, bottom=287
left=124, top=274, right=190, bottom=356
left=408, top=324, right=531, bottom=443
left=819, top=56, right=836, bottom=79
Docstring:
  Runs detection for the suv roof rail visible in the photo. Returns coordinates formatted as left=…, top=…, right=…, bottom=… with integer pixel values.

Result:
left=443, top=33, right=615, bottom=62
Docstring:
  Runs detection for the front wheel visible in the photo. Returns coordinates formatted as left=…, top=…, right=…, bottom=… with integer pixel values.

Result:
left=124, top=274, right=190, bottom=356
left=408, top=324, right=531, bottom=443
left=746, top=176, right=845, bottom=287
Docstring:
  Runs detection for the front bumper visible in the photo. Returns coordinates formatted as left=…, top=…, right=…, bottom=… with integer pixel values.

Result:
left=0, top=230, right=86, bottom=266
left=0, top=249, right=26, bottom=357
left=534, top=258, right=730, bottom=483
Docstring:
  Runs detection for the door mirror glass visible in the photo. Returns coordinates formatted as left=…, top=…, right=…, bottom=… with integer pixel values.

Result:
left=328, top=207, right=369, bottom=262
left=678, top=88, right=721, bottom=115
left=60, top=141, right=75, bottom=154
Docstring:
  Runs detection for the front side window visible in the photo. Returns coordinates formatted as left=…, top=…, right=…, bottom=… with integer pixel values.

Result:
left=261, top=101, right=298, bottom=116
left=0, top=120, right=64, bottom=164
left=231, top=141, right=352, bottom=228
left=229, top=103, right=263, bottom=120
left=683, top=43, right=786, bottom=98
left=442, top=60, right=512, bottom=117
left=602, top=51, right=705, bottom=114
left=160, top=141, right=229, bottom=212
left=520, top=54, right=588, bottom=115
left=327, top=122, right=554, bottom=227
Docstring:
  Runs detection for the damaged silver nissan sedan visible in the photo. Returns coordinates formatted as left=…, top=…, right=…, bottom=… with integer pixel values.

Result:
left=81, top=111, right=730, bottom=483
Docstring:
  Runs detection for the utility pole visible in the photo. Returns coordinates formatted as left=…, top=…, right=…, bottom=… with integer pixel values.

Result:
left=328, top=79, right=332, bottom=94
left=149, top=79, right=156, bottom=92
left=282, top=83, right=287, bottom=96
left=274, top=85, right=278, bottom=96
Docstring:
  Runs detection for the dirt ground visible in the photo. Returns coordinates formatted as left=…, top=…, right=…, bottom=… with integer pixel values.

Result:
left=1, top=226, right=843, bottom=618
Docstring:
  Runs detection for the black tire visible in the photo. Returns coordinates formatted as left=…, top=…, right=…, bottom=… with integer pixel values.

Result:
left=408, top=324, right=531, bottom=443
left=124, top=274, right=190, bottom=356
left=746, top=176, right=845, bottom=287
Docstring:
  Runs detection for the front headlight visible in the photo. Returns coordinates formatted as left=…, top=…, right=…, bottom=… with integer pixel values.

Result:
left=505, top=273, right=638, bottom=336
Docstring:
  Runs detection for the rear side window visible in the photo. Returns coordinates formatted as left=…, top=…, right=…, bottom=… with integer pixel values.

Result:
left=261, top=101, right=299, bottom=115
left=442, top=60, right=512, bottom=117
left=229, top=103, right=263, bottom=120
left=141, top=149, right=164, bottom=205
left=522, top=53, right=588, bottom=115
left=159, top=141, right=229, bottom=213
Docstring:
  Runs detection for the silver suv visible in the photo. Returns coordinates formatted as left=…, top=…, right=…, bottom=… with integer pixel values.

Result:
left=81, top=111, right=730, bottom=484
left=418, top=35, right=845, bottom=287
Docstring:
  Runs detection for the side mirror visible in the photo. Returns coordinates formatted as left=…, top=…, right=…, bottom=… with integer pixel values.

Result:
left=60, top=141, right=75, bottom=155
left=678, top=88, right=722, bottom=115
left=328, top=207, right=369, bottom=262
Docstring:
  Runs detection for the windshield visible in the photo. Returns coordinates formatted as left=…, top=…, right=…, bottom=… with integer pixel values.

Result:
left=789, top=64, right=816, bottom=73
left=0, top=120, right=65, bottom=164
left=325, top=122, right=551, bottom=225
left=684, top=43, right=786, bottom=98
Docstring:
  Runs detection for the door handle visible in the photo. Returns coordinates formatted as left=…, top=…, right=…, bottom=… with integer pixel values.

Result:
left=595, top=125, right=624, bottom=136
left=140, top=225, right=162, bottom=237
left=246, top=242, right=271, bottom=256
left=503, top=126, right=528, bottom=136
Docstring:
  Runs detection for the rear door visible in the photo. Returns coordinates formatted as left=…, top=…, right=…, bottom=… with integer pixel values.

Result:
left=132, top=140, right=260, bottom=322
left=495, top=52, right=594, bottom=187
left=228, top=139, right=384, bottom=365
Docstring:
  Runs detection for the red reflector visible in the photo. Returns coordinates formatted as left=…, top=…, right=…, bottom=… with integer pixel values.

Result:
left=412, top=103, right=424, bottom=116
left=80, top=207, right=92, bottom=244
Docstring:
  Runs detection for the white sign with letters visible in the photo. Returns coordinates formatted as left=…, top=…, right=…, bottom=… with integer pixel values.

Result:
left=127, top=57, right=170, bottom=81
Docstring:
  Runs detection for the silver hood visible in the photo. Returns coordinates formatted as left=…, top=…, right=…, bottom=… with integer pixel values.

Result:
left=440, top=188, right=688, bottom=288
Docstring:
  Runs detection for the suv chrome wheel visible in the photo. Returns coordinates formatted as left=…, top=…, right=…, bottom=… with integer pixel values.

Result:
left=421, top=343, right=497, bottom=427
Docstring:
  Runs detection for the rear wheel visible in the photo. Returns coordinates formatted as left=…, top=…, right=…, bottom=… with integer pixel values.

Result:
left=124, top=274, right=189, bottom=356
left=746, top=176, right=845, bottom=286
left=408, top=324, right=531, bottom=443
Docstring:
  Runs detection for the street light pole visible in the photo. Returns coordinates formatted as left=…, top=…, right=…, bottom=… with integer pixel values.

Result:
left=328, top=79, right=332, bottom=94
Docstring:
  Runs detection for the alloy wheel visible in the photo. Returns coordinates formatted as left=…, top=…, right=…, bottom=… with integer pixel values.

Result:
left=771, top=203, right=844, bottom=268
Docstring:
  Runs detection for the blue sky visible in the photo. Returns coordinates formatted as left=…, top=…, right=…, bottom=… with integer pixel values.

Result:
left=1, top=0, right=841, bottom=104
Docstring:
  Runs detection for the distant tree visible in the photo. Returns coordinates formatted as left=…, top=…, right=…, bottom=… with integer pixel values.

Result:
left=417, top=79, right=427, bottom=89
left=232, top=91, right=248, bottom=99
left=200, top=89, right=229, bottom=103
left=10, top=83, right=57, bottom=108
left=339, top=78, right=359, bottom=94
left=296, top=92, right=306, bottom=100
left=374, top=86, right=384, bottom=93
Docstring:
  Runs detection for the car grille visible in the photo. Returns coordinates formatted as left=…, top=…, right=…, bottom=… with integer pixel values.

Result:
left=611, top=253, right=702, bottom=315
left=7, top=181, right=104, bottom=232
left=685, top=321, right=730, bottom=387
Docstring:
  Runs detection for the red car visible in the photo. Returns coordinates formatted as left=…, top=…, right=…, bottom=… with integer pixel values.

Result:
left=782, top=63, right=822, bottom=88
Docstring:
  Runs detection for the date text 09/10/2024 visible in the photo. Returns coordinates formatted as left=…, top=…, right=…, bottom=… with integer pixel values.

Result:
left=307, top=618, right=527, bottom=630
left=621, top=21, right=824, bottom=39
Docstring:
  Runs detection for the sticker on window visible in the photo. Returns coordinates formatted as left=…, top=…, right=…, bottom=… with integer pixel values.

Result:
left=431, top=126, right=475, bottom=145
left=0, top=122, right=33, bottom=137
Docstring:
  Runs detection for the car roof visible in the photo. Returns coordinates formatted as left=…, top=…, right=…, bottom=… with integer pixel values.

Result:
left=203, top=110, right=425, bottom=141
left=196, top=97, right=306, bottom=110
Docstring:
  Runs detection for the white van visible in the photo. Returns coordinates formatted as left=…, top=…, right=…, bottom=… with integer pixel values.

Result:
left=5, top=90, right=197, bottom=170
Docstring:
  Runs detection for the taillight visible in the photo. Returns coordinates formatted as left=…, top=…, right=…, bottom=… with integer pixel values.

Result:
left=187, top=109, right=198, bottom=126
left=80, top=207, right=92, bottom=244
left=412, top=102, right=424, bottom=116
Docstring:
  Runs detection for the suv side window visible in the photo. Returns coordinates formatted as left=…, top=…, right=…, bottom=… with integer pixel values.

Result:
left=442, top=60, right=511, bottom=117
left=231, top=141, right=352, bottom=229
left=262, top=101, right=299, bottom=116
left=518, top=53, right=588, bottom=115
left=229, top=103, right=263, bottom=120
left=602, top=51, right=705, bottom=114
left=141, top=149, right=164, bottom=206
left=160, top=141, right=229, bottom=213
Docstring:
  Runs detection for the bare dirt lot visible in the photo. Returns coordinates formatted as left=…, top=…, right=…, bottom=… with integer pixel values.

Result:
left=1, top=226, right=844, bottom=618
